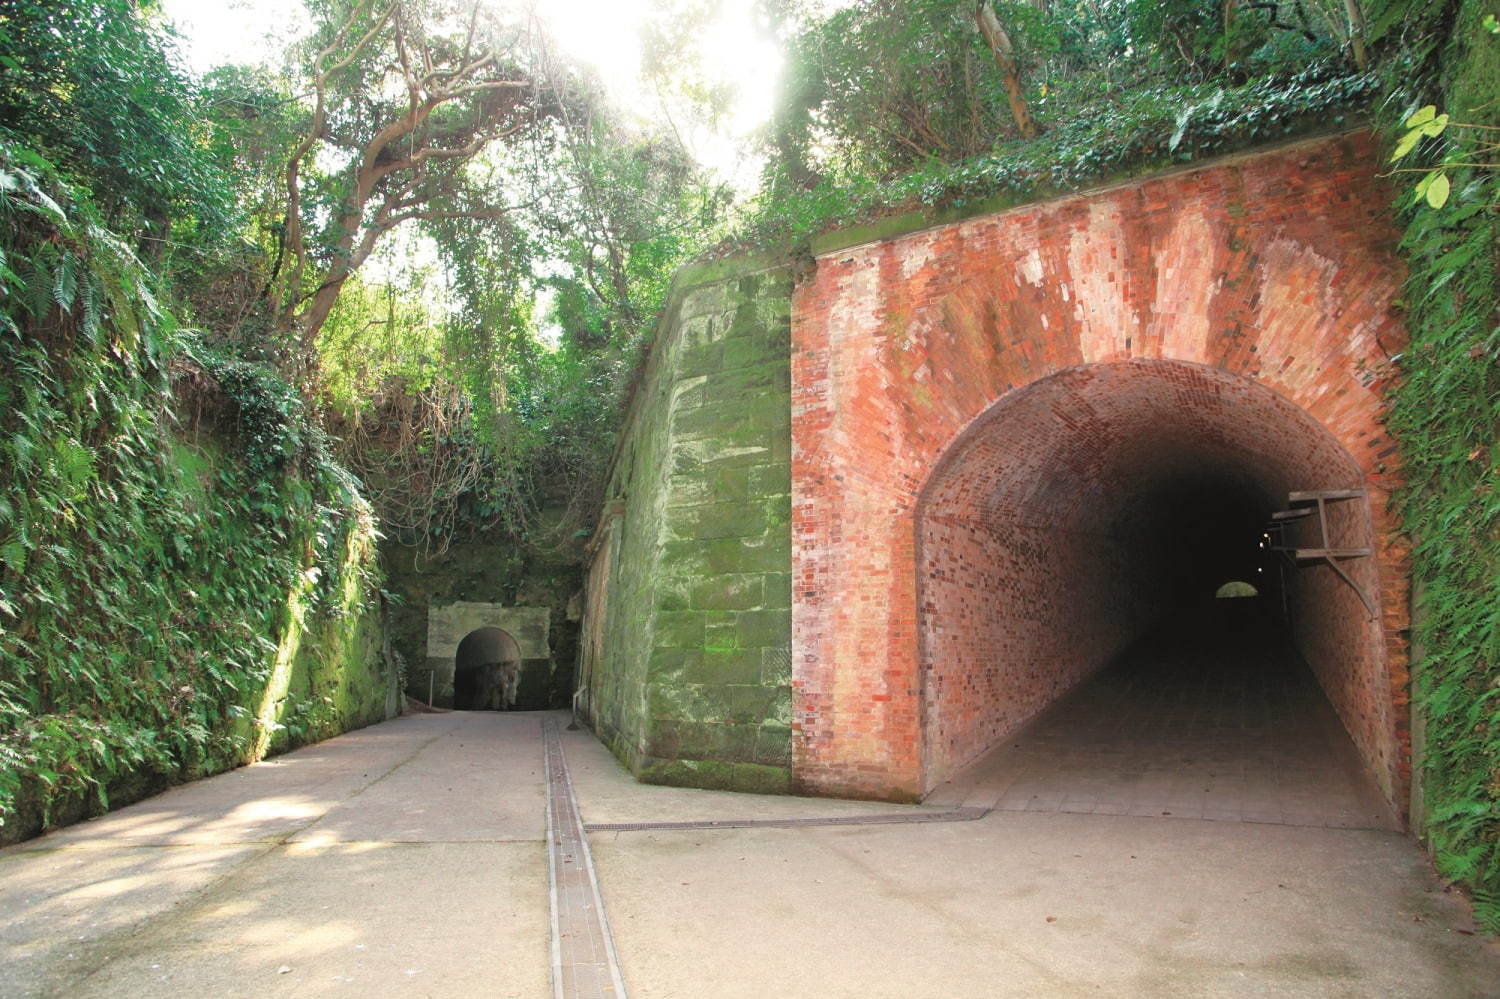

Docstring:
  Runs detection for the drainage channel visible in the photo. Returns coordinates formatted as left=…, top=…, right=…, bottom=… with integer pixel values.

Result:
left=584, top=807, right=989, bottom=833
left=544, top=717, right=628, bottom=999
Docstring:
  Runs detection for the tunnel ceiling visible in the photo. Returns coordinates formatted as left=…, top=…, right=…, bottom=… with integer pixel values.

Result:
left=923, top=360, right=1365, bottom=536
left=456, top=627, right=521, bottom=667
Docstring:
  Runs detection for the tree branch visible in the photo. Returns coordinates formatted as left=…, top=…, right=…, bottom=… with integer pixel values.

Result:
left=974, top=2, right=1039, bottom=139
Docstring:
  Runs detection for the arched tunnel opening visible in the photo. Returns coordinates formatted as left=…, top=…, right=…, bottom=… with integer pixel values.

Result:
left=918, top=360, right=1396, bottom=825
left=453, top=627, right=522, bottom=711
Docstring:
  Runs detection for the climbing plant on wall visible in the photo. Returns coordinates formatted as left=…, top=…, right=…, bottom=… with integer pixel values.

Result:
left=0, top=144, right=384, bottom=841
left=733, top=64, right=1376, bottom=248
left=1372, top=0, right=1500, bottom=935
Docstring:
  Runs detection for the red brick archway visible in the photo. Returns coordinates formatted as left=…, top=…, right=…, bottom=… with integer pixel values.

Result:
left=790, top=133, right=1410, bottom=814
left=915, top=360, right=1385, bottom=790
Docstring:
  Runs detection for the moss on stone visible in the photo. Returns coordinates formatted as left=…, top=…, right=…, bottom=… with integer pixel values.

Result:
left=637, top=757, right=793, bottom=795
left=585, top=267, right=795, bottom=795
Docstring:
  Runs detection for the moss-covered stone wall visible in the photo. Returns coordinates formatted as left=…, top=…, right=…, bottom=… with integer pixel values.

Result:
left=579, top=264, right=794, bottom=792
left=256, top=505, right=397, bottom=759
left=1, top=416, right=399, bottom=846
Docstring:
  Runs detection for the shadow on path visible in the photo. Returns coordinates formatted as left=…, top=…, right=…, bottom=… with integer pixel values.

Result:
left=936, top=600, right=1397, bottom=830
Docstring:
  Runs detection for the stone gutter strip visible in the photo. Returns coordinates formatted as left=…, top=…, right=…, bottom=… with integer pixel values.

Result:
left=544, top=717, right=628, bottom=999
left=584, top=806, right=990, bottom=833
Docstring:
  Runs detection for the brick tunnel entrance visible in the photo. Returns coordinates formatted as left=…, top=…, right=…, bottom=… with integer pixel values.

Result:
left=917, top=360, right=1399, bottom=816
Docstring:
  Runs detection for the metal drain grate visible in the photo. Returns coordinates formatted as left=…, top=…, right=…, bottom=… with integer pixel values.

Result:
left=545, top=717, right=628, bottom=998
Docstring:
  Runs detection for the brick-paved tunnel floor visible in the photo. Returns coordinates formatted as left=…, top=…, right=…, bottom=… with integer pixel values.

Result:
left=929, top=604, right=1398, bottom=831
left=4, top=703, right=1497, bottom=997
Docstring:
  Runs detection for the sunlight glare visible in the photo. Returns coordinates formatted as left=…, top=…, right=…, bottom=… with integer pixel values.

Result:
left=532, top=0, right=652, bottom=95
left=160, top=0, right=311, bottom=75
left=162, top=0, right=781, bottom=181
left=530, top=0, right=781, bottom=184
left=699, top=3, right=780, bottom=134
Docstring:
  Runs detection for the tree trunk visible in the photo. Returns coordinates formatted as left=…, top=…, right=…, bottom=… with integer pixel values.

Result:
left=974, top=2, right=1039, bottom=140
left=298, top=273, right=351, bottom=360
left=1342, top=0, right=1368, bottom=70
left=1223, top=0, right=1236, bottom=74
left=136, top=207, right=169, bottom=267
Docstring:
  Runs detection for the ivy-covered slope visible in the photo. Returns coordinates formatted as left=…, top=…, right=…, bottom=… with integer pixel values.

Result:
left=0, top=145, right=395, bottom=844
left=729, top=65, right=1377, bottom=251
left=1377, top=0, right=1500, bottom=935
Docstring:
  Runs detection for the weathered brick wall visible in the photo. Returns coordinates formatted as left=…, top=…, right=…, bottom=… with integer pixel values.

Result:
left=580, top=266, right=795, bottom=791
left=792, top=132, right=1411, bottom=810
left=916, top=362, right=1379, bottom=783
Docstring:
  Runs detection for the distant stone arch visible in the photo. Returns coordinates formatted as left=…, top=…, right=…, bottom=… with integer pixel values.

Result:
left=424, top=602, right=552, bottom=709
left=453, top=627, right=522, bottom=710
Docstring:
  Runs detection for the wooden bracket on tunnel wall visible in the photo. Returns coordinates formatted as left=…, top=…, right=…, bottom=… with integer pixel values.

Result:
left=1269, top=490, right=1378, bottom=620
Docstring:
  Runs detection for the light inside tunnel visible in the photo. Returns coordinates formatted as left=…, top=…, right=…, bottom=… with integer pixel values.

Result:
left=916, top=360, right=1387, bottom=791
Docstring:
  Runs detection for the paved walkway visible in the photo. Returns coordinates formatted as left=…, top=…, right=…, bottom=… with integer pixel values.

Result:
left=929, top=619, right=1398, bottom=830
left=3, top=708, right=1497, bottom=998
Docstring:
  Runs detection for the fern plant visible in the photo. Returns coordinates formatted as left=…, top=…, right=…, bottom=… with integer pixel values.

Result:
left=0, top=142, right=382, bottom=840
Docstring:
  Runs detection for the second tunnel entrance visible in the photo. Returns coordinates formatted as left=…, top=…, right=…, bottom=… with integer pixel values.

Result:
left=916, top=360, right=1397, bottom=816
left=453, top=626, right=522, bottom=711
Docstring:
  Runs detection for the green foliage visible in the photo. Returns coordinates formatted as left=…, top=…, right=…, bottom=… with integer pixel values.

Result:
left=1374, top=0, right=1500, bottom=936
left=739, top=63, right=1376, bottom=247
left=533, top=122, right=729, bottom=354
left=1120, top=0, right=1349, bottom=77
left=0, top=143, right=381, bottom=838
left=317, top=268, right=447, bottom=413
left=174, top=64, right=309, bottom=362
left=263, top=0, right=581, bottom=357
left=0, top=0, right=231, bottom=245
left=760, top=0, right=1360, bottom=195
left=309, top=106, right=728, bottom=554
left=783, top=0, right=1023, bottom=177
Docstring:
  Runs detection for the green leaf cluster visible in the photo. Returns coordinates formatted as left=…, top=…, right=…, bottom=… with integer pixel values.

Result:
left=0, top=143, right=382, bottom=840
left=1373, top=0, right=1500, bottom=936
left=736, top=64, right=1376, bottom=248
left=313, top=112, right=728, bottom=553
left=0, top=0, right=232, bottom=247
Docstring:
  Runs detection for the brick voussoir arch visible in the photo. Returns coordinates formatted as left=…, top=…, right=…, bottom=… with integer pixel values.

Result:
left=790, top=131, right=1410, bottom=813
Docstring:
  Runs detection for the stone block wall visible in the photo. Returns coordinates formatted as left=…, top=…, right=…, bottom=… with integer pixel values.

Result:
left=579, top=266, right=795, bottom=792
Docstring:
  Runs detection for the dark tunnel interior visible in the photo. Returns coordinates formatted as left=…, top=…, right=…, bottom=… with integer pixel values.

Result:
left=917, top=360, right=1388, bottom=800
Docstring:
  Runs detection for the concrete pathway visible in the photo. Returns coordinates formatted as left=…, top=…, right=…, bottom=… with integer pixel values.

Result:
left=928, top=624, right=1398, bottom=831
left=3, top=711, right=1497, bottom=998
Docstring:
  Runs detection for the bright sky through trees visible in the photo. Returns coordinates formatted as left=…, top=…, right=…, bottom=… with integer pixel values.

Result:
left=159, top=0, right=781, bottom=184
